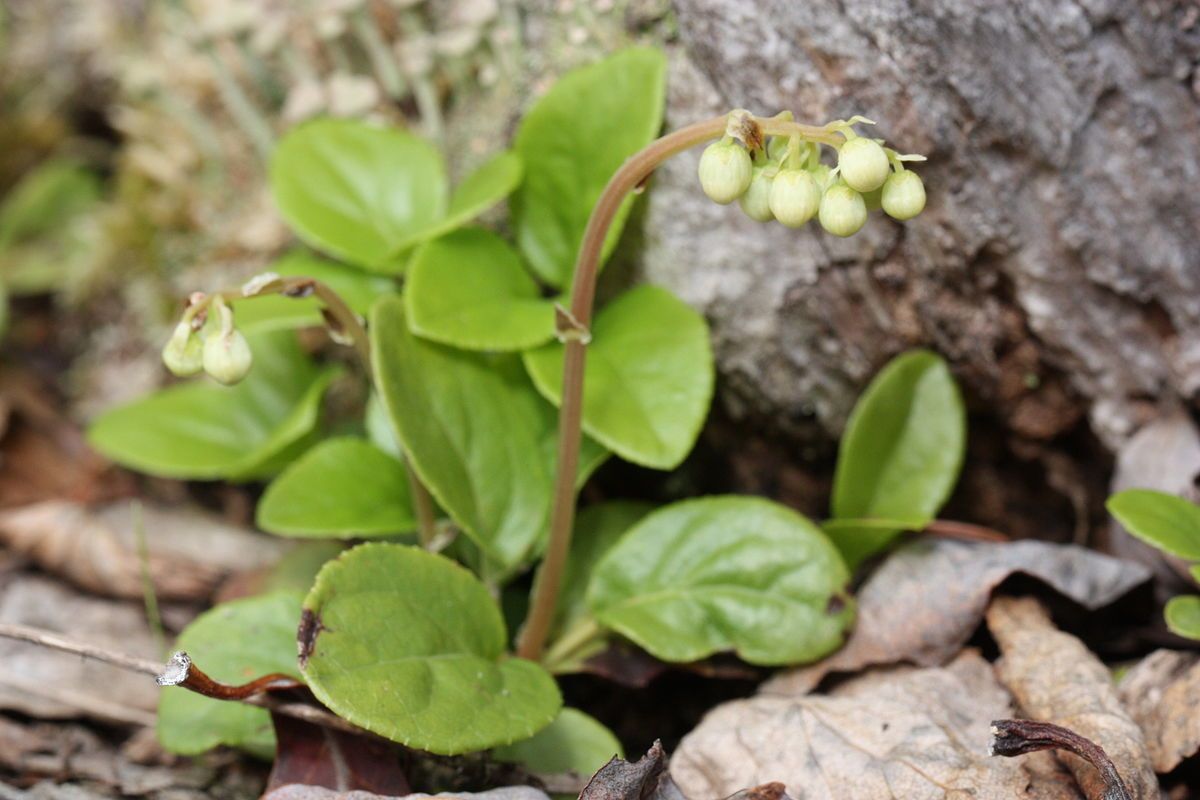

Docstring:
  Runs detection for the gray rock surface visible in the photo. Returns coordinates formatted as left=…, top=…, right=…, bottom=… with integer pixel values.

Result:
left=638, top=0, right=1200, bottom=450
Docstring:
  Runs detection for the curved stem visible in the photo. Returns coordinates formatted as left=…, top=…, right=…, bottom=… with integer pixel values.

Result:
left=518, top=112, right=838, bottom=661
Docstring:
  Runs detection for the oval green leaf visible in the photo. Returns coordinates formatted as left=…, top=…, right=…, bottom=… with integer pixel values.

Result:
left=1107, top=489, right=1200, bottom=561
left=300, top=543, right=561, bottom=754
left=493, top=708, right=622, bottom=776
left=524, top=285, right=713, bottom=470
left=270, top=119, right=447, bottom=271
left=371, top=295, right=605, bottom=570
left=88, top=331, right=338, bottom=481
left=587, top=496, right=853, bottom=666
left=405, top=228, right=555, bottom=351
left=1165, top=595, right=1200, bottom=640
left=829, top=350, right=965, bottom=565
left=512, top=48, right=666, bottom=287
left=234, top=251, right=394, bottom=333
left=257, top=437, right=415, bottom=538
left=157, top=591, right=303, bottom=758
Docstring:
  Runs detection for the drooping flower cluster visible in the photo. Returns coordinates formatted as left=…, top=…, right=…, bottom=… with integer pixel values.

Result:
left=697, top=114, right=926, bottom=237
left=162, top=294, right=253, bottom=385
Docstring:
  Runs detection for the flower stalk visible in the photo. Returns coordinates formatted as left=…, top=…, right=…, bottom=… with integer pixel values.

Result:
left=516, top=112, right=845, bottom=662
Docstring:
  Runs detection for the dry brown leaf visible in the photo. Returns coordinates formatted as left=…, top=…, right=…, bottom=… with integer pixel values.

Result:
left=766, top=539, right=1150, bottom=695
left=0, top=574, right=161, bottom=724
left=1118, top=649, right=1200, bottom=773
left=0, top=500, right=288, bottom=601
left=673, top=650, right=1082, bottom=800
left=986, top=596, right=1158, bottom=800
left=580, top=741, right=686, bottom=800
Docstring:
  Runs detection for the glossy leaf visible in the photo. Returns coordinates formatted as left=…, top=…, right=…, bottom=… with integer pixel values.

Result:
left=405, top=228, right=555, bottom=351
left=300, top=543, right=561, bottom=754
left=1165, top=595, right=1200, bottom=640
left=371, top=295, right=605, bottom=570
left=493, top=708, right=622, bottom=775
left=587, top=496, right=853, bottom=665
left=88, top=331, right=338, bottom=480
left=234, top=251, right=394, bottom=333
left=524, top=285, right=713, bottom=470
left=157, top=592, right=303, bottom=758
left=829, top=350, right=965, bottom=566
left=1106, top=489, right=1200, bottom=560
left=257, top=437, right=415, bottom=538
left=512, top=48, right=666, bottom=287
left=270, top=119, right=446, bottom=271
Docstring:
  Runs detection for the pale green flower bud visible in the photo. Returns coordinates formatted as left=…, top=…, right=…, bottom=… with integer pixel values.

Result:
left=203, top=328, right=253, bottom=385
left=162, top=321, right=204, bottom=377
left=698, top=140, right=752, bottom=204
left=768, top=169, right=821, bottom=228
left=738, top=167, right=775, bottom=222
left=809, top=163, right=833, bottom=191
left=881, top=170, right=926, bottom=220
left=861, top=185, right=883, bottom=212
left=819, top=184, right=868, bottom=237
left=837, top=137, right=890, bottom=193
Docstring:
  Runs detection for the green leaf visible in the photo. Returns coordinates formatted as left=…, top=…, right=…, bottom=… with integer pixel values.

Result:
left=371, top=295, right=605, bottom=570
left=405, top=229, right=555, bottom=351
left=493, top=708, right=622, bottom=776
left=270, top=119, right=447, bottom=271
left=88, top=331, right=337, bottom=480
left=1165, top=595, right=1200, bottom=640
left=408, top=151, right=524, bottom=245
left=300, top=543, right=561, bottom=754
left=829, top=350, right=965, bottom=566
left=587, top=496, right=853, bottom=665
left=0, top=159, right=101, bottom=248
left=551, top=501, right=654, bottom=640
left=257, top=437, right=415, bottom=538
left=233, top=251, right=394, bottom=333
left=365, top=392, right=403, bottom=458
left=1107, top=489, right=1200, bottom=561
left=512, top=48, right=667, bottom=287
left=157, top=592, right=302, bottom=758
left=524, top=285, right=713, bottom=470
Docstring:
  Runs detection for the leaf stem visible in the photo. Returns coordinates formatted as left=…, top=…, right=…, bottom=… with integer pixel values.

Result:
left=541, top=616, right=605, bottom=673
left=517, top=112, right=839, bottom=662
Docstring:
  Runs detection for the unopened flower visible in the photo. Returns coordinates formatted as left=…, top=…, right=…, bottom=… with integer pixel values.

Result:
left=738, top=166, right=775, bottom=222
left=162, top=321, right=204, bottom=377
left=698, top=140, right=752, bottom=205
left=769, top=169, right=821, bottom=228
left=819, top=183, right=868, bottom=237
left=837, top=137, right=890, bottom=193
left=881, top=170, right=926, bottom=220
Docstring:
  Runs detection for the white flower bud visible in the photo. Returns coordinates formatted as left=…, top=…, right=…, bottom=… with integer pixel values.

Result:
left=809, top=163, right=833, bottom=192
left=698, top=141, right=752, bottom=204
left=837, top=137, right=891, bottom=193
left=162, top=322, right=204, bottom=377
left=203, top=329, right=253, bottom=385
left=819, top=184, right=868, bottom=237
left=738, top=167, right=775, bottom=222
left=768, top=169, right=822, bottom=228
left=881, top=170, right=926, bottom=221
